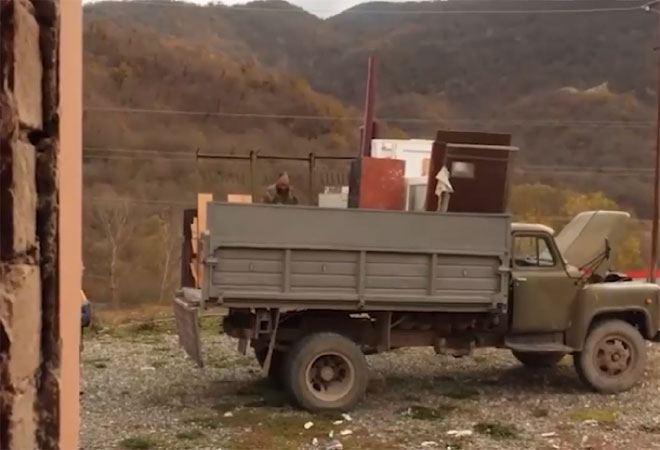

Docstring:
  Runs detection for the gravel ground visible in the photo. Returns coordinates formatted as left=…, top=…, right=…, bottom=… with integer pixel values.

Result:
left=81, top=322, right=660, bottom=450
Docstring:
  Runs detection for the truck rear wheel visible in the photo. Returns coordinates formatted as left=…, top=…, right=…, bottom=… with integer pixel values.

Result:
left=285, top=332, right=367, bottom=412
left=512, top=351, right=566, bottom=368
left=574, top=319, right=647, bottom=393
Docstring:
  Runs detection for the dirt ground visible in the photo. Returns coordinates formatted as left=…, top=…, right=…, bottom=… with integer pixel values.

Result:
left=81, top=318, right=660, bottom=450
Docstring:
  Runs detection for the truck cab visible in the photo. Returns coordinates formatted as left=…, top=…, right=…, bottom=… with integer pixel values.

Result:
left=506, top=212, right=660, bottom=393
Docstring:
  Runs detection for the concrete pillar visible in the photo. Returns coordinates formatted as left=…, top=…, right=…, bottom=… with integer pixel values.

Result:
left=0, top=0, right=82, bottom=448
left=59, top=0, right=83, bottom=447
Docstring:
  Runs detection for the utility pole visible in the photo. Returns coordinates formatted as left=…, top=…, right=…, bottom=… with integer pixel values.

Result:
left=360, top=55, right=377, bottom=158
left=645, top=1, right=660, bottom=283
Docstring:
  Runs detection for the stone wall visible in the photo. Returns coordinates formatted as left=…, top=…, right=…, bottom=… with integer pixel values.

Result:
left=1, top=0, right=61, bottom=448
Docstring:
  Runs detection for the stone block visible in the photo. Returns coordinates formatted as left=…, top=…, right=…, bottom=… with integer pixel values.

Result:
left=0, top=92, right=18, bottom=139
left=0, top=264, right=41, bottom=387
left=13, top=0, right=43, bottom=130
left=7, top=384, right=38, bottom=450
left=4, top=140, right=38, bottom=255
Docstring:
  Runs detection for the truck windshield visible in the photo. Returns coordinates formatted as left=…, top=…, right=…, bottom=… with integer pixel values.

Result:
left=514, top=235, right=556, bottom=268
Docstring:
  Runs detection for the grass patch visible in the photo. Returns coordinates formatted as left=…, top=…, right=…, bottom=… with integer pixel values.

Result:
left=474, top=422, right=518, bottom=439
left=640, top=424, right=660, bottom=434
left=104, top=319, right=174, bottom=340
left=218, top=409, right=387, bottom=450
left=531, top=407, right=550, bottom=418
left=438, top=383, right=479, bottom=400
left=128, top=320, right=173, bottom=336
left=184, top=415, right=221, bottom=429
left=206, top=353, right=254, bottom=370
left=119, top=436, right=156, bottom=449
left=569, top=408, right=617, bottom=424
left=235, top=379, right=272, bottom=396
left=84, top=356, right=111, bottom=364
left=397, top=404, right=455, bottom=421
left=242, top=393, right=288, bottom=408
left=220, top=409, right=335, bottom=433
left=212, top=401, right=238, bottom=412
left=401, top=393, right=421, bottom=402
left=175, top=430, right=205, bottom=440
left=199, top=315, right=222, bottom=335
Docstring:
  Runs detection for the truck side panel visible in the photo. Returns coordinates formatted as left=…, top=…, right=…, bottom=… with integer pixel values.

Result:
left=204, top=203, right=510, bottom=312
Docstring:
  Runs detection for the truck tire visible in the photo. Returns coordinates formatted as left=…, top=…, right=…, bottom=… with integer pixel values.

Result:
left=285, top=332, right=368, bottom=412
left=255, top=348, right=285, bottom=385
left=574, top=319, right=647, bottom=393
left=512, top=351, right=566, bottom=368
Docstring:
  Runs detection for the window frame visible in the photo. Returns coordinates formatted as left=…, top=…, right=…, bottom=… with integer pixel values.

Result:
left=512, top=232, right=561, bottom=270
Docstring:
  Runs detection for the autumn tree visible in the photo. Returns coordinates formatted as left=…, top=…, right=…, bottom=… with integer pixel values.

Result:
left=511, top=183, right=643, bottom=270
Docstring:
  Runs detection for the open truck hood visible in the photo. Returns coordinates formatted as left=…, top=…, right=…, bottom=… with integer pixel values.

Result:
left=555, top=210, right=630, bottom=273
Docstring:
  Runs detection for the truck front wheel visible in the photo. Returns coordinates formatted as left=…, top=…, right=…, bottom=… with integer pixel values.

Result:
left=285, top=332, right=368, bottom=412
left=574, top=319, right=647, bottom=393
left=512, top=351, right=566, bottom=368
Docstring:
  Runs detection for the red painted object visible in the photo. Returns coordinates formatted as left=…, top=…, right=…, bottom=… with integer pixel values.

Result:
left=627, top=269, right=660, bottom=281
left=348, top=157, right=405, bottom=210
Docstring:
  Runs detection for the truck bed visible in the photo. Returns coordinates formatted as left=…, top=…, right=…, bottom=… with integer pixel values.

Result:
left=201, top=203, right=511, bottom=313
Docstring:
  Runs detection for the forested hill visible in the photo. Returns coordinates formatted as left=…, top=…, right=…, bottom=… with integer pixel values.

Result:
left=84, top=0, right=656, bottom=215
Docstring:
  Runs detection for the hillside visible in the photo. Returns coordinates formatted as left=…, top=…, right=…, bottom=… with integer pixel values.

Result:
left=83, top=16, right=361, bottom=201
left=84, top=1, right=657, bottom=178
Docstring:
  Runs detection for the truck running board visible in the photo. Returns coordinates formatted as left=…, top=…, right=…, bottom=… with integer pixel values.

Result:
left=505, top=333, right=573, bottom=353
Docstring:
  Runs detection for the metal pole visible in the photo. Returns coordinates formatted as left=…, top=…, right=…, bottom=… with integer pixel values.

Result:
left=249, top=150, right=258, bottom=202
left=360, top=55, right=377, bottom=158
left=651, top=9, right=660, bottom=283
left=308, top=152, right=316, bottom=205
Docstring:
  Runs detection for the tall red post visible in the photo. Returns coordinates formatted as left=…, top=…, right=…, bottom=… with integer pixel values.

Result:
left=360, top=55, right=377, bottom=157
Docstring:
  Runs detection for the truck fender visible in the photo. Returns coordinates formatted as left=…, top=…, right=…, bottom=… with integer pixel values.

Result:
left=567, top=306, right=654, bottom=351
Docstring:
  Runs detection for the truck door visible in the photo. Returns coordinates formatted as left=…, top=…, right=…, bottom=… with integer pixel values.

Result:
left=510, top=233, right=578, bottom=333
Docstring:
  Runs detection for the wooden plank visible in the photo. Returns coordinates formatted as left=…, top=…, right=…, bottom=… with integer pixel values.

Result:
left=190, top=219, right=198, bottom=255
left=181, top=209, right=197, bottom=288
left=227, top=194, right=253, bottom=204
left=197, top=193, right=214, bottom=234
left=197, top=193, right=213, bottom=288
left=190, top=261, right=198, bottom=286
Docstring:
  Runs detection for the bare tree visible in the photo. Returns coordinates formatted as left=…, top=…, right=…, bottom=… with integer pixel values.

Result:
left=156, top=209, right=179, bottom=302
left=94, top=201, right=133, bottom=307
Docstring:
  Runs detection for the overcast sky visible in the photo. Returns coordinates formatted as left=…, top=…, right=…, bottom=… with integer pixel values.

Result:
left=223, top=0, right=412, bottom=17
left=83, top=1, right=417, bottom=18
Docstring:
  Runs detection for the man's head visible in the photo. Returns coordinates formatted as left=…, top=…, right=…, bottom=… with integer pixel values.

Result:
left=275, top=172, right=290, bottom=195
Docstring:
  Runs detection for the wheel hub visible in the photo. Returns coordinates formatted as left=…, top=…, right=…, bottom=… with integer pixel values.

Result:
left=320, top=366, right=335, bottom=382
left=305, top=353, right=355, bottom=402
left=595, top=337, right=633, bottom=377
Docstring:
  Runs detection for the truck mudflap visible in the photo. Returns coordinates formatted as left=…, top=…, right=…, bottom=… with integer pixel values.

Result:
left=173, top=291, right=204, bottom=367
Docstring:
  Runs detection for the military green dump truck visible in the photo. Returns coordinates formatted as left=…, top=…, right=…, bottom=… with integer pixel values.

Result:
left=174, top=203, right=660, bottom=411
